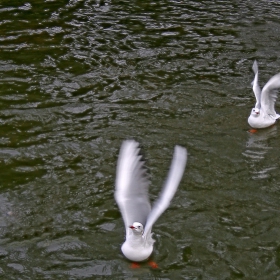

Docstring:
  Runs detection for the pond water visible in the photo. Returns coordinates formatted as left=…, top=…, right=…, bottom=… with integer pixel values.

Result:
left=1, top=0, right=280, bottom=279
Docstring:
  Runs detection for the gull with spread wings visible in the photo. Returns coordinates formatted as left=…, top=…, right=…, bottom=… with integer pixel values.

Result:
left=248, top=60, right=280, bottom=129
left=115, top=140, right=187, bottom=263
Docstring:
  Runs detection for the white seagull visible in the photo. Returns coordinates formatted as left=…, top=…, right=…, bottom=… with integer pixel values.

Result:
left=115, top=140, right=187, bottom=262
left=248, top=60, right=280, bottom=129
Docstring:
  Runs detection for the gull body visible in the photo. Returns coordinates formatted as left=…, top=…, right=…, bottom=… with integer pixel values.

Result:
left=115, top=140, right=187, bottom=262
left=248, top=60, right=280, bottom=129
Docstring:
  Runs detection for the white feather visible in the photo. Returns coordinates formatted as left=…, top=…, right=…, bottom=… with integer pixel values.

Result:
left=143, top=145, right=187, bottom=239
left=115, top=140, right=187, bottom=262
left=248, top=61, right=280, bottom=129
left=252, top=60, right=261, bottom=110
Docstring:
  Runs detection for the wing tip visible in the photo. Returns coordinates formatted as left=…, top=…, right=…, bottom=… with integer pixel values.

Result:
left=121, top=139, right=140, bottom=151
left=252, top=60, right=258, bottom=74
left=116, top=139, right=150, bottom=188
left=119, top=140, right=142, bottom=163
left=174, top=145, right=188, bottom=162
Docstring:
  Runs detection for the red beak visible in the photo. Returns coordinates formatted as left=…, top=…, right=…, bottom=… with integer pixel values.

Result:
left=129, top=225, right=135, bottom=229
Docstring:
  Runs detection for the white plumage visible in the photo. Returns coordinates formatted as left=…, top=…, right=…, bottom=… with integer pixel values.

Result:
left=115, top=140, right=187, bottom=262
left=248, top=60, right=280, bottom=129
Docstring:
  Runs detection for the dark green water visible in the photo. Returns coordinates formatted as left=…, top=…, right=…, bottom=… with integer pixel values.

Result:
left=1, top=0, right=280, bottom=279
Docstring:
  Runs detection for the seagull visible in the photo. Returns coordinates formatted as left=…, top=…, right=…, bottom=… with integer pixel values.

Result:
left=115, top=140, right=187, bottom=263
left=248, top=60, right=280, bottom=129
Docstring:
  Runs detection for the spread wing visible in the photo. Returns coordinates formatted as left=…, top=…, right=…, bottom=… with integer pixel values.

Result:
left=252, top=60, right=261, bottom=110
left=261, top=73, right=280, bottom=117
left=143, top=145, right=187, bottom=239
left=115, top=140, right=151, bottom=237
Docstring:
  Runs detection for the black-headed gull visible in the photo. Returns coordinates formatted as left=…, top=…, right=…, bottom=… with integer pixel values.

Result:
left=115, top=140, right=187, bottom=262
left=248, top=60, right=280, bottom=129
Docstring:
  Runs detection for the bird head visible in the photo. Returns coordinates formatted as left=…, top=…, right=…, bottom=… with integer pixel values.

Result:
left=129, top=222, right=144, bottom=235
left=251, top=107, right=260, bottom=117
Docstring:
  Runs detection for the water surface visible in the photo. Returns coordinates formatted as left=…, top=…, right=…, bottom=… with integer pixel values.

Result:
left=1, top=0, right=280, bottom=279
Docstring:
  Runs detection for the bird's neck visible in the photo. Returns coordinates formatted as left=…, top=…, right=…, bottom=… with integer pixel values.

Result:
left=128, top=233, right=144, bottom=244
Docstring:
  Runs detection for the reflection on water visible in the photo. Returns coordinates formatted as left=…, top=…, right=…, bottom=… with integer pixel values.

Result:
left=243, top=126, right=278, bottom=179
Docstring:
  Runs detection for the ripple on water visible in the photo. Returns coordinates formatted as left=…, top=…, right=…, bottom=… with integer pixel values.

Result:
left=1, top=0, right=280, bottom=279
